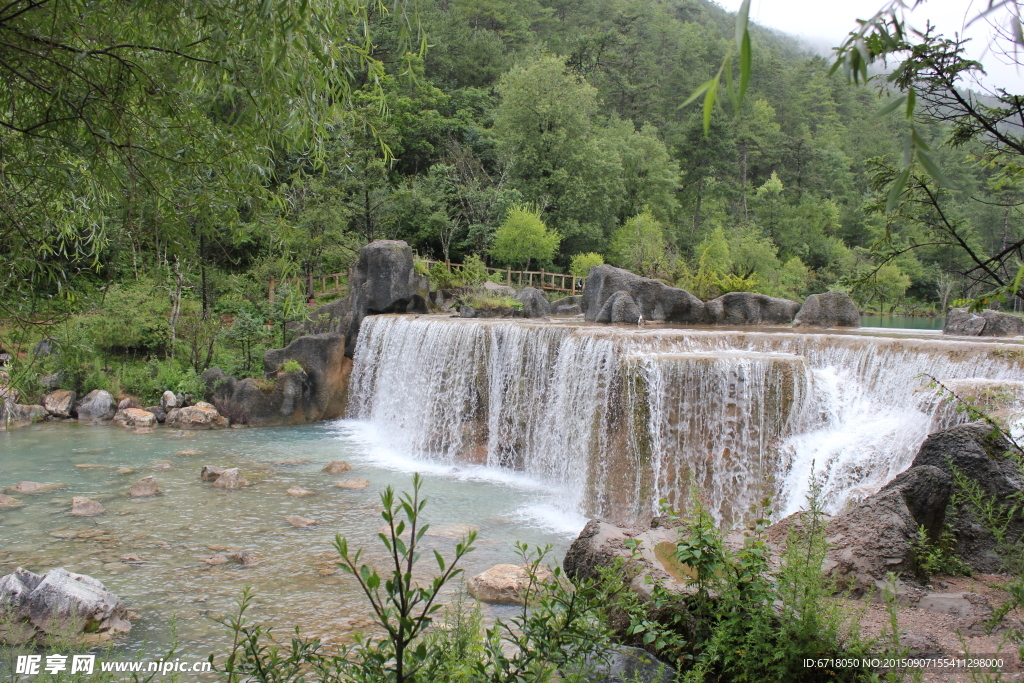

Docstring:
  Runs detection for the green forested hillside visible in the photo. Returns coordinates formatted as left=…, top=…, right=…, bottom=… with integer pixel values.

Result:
left=1, top=0, right=1021, bottom=392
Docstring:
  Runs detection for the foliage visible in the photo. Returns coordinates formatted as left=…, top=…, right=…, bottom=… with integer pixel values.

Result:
left=459, top=293, right=522, bottom=311
left=490, top=204, right=561, bottom=269
left=569, top=253, right=605, bottom=278
left=910, top=524, right=972, bottom=580
left=222, top=311, right=267, bottom=377
left=279, top=360, right=304, bottom=374
left=608, top=210, right=669, bottom=278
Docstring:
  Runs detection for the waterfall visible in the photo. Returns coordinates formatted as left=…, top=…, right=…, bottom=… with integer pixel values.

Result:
left=349, top=316, right=1024, bottom=527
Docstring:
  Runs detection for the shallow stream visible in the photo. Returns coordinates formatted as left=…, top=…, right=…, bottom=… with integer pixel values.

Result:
left=0, top=420, right=578, bottom=658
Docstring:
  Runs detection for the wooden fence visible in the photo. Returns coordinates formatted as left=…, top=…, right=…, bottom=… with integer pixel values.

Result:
left=269, top=261, right=583, bottom=302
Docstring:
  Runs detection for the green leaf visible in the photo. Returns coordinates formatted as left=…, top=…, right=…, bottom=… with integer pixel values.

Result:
left=681, top=79, right=714, bottom=109
left=703, top=78, right=719, bottom=134
left=886, top=165, right=911, bottom=213
left=915, top=148, right=954, bottom=188
left=873, top=94, right=907, bottom=119
left=905, top=87, right=916, bottom=119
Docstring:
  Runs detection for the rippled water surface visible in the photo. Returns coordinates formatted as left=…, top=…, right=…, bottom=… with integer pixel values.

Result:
left=0, top=420, right=580, bottom=658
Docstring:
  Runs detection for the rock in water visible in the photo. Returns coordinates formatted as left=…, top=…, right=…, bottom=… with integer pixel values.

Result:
left=285, top=515, right=317, bottom=528
left=42, top=390, right=76, bottom=418
left=322, top=461, right=351, bottom=475
left=8, top=481, right=63, bottom=494
left=704, top=291, right=801, bottom=325
left=0, top=493, right=21, bottom=508
left=0, top=567, right=131, bottom=641
left=943, top=308, right=1024, bottom=337
left=793, top=291, right=860, bottom=328
left=165, top=404, right=228, bottom=429
left=199, top=465, right=227, bottom=482
left=595, top=290, right=641, bottom=324
left=75, top=390, right=116, bottom=422
left=128, top=476, right=161, bottom=498
left=467, top=564, right=556, bottom=605
left=335, top=478, right=370, bottom=490
left=515, top=287, right=550, bottom=318
left=113, top=408, right=157, bottom=429
left=70, top=497, right=105, bottom=517
left=286, top=486, right=313, bottom=497
left=587, top=646, right=677, bottom=683
left=582, top=264, right=704, bottom=324
left=211, top=468, right=247, bottom=489
left=549, top=295, right=583, bottom=316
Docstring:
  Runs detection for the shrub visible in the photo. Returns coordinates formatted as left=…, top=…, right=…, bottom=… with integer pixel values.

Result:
left=89, top=281, right=170, bottom=356
left=279, top=359, right=303, bottom=373
left=174, top=368, right=207, bottom=401
left=569, top=252, right=604, bottom=278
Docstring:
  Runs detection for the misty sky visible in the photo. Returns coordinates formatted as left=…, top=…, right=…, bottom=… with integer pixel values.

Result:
left=716, top=0, right=1023, bottom=93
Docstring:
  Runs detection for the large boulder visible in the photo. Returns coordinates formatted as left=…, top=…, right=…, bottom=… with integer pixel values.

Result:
left=467, top=563, right=557, bottom=606
left=75, top=390, right=116, bottom=422
left=483, top=280, right=517, bottom=297
left=4, top=404, right=47, bottom=426
left=113, top=408, right=157, bottom=429
left=305, top=240, right=428, bottom=355
left=0, top=567, right=131, bottom=642
left=515, top=287, right=550, bottom=318
left=583, top=265, right=705, bottom=324
left=910, top=422, right=1023, bottom=572
left=820, top=465, right=952, bottom=596
left=704, top=292, right=801, bottom=325
left=165, top=403, right=228, bottom=429
left=793, top=291, right=860, bottom=328
left=943, top=308, right=1024, bottom=337
left=596, top=290, right=641, bottom=324
left=42, top=390, right=76, bottom=418
left=208, top=333, right=351, bottom=426
left=550, top=295, right=583, bottom=316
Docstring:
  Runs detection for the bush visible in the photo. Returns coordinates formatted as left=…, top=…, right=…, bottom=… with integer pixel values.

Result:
left=88, top=281, right=170, bottom=356
left=279, top=359, right=303, bottom=373
left=569, top=252, right=604, bottom=278
left=174, top=368, right=207, bottom=402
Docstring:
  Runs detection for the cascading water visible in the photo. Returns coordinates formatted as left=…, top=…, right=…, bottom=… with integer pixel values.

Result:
left=348, top=315, right=1024, bottom=527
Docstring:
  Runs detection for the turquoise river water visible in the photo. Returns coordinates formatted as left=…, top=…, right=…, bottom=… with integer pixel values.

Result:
left=0, top=419, right=580, bottom=659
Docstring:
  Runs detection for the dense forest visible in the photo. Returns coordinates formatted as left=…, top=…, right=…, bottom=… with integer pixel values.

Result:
left=1, top=0, right=1022, bottom=396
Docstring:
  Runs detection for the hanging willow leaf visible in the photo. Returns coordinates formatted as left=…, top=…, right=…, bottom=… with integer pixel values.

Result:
left=886, top=165, right=911, bottom=213
left=682, top=0, right=751, bottom=133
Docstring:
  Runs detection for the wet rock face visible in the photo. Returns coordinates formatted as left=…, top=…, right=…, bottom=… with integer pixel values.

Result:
left=944, top=308, right=1024, bottom=337
left=582, top=265, right=704, bottom=324
left=75, top=390, right=116, bottom=422
left=0, top=567, right=131, bottom=643
left=207, top=333, right=350, bottom=427
left=704, top=292, right=801, bottom=325
left=793, top=291, right=860, bottom=328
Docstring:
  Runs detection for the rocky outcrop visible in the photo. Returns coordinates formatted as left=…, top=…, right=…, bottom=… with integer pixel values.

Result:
left=943, top=308, right=1024, bottom=337
left=596, top=290, right=641, bottom=324
left=550, top=295, right=583, bottom=316
left=0, top=567, right=131, bottom=643
left=4, top=404, right=47, bottom=426
left=910, top=421, right=1023, bottom=572
left=515, top=287, right=550, bottom=318
left=75, top=390, right=116, bottom=422
left=42, top=390, right=76, bottom=418
left=820, top=465, right=952, bottom=596
left=207, top=333, right=350, bottom=426
left=467, top=564, right=557, bottom=605
left=113, top=408, right=157, bottom=429
left=583, top=265, right=704, bottom=324
left=305, top=240, right=428, bottom=355
left=793, top=291, right=860, bottom=328
left=165, top=403, right=228, bottom=429
left=704, top=292, right=801, bottom=325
